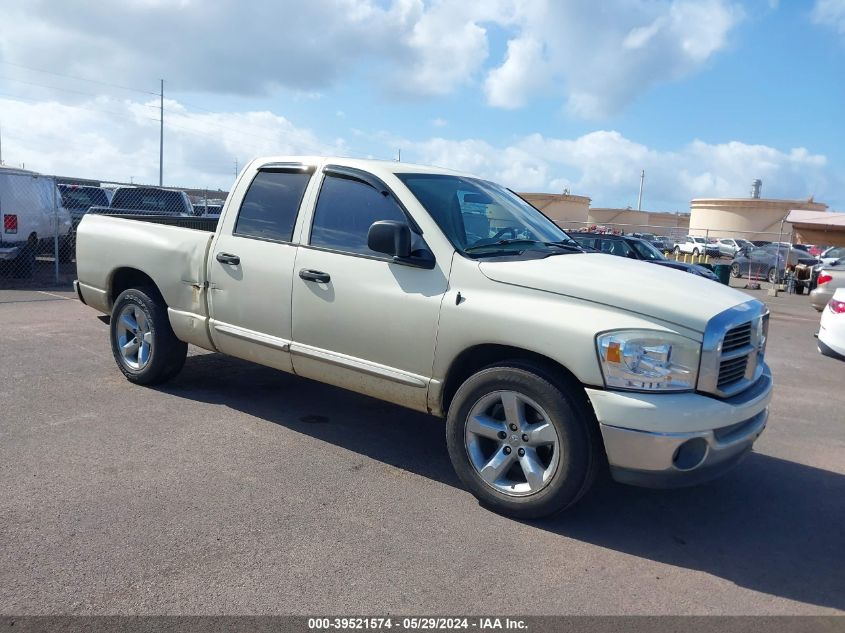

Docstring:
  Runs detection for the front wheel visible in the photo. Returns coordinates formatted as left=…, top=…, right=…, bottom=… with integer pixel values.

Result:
left=692, top=248, right=699, bottom=257
left=446, top=363, right=600, bottom=519
left=110, top=287, right=187, bottom=385
left=767, top=267, right=779, bottom=284
left=730, top=263, right=741, bottom=278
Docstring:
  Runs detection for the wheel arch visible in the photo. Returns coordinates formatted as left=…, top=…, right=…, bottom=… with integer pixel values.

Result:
left=439, top=343, right=591, bottom=418
left=109, top=267, right=165, bottom=309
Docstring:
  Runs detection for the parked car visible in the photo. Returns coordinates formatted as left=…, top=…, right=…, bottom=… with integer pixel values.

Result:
left=75, top=156, right=772, bottom=519
left=817, top=288, right=845, bottom=359
left=192, top=203, right=223, bottom=217
left=809, top=245, right=826, bottom=257
left=58, top=184, right=111, bottom=228
left=93, top=186, right=194, bottom=217
left=730, top=243, right=818, bottom=288
left=819, top=246, right=845, bottom=266
left=571, top=233, right=719, bottom=281
left=674, top=235, right=720, bottom=257
left=751, top=240, right=771, bottom=247
left=0, top=166, right=72, bottom=276
left=810, top=258, right=845, bottom=311
left=715, top=238, right=753, bottom=258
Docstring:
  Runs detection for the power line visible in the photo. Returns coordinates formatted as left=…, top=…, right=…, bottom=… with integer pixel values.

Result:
left=0, top=60, right=158, bottom=96
left=0, top=74, right=160, bottom=109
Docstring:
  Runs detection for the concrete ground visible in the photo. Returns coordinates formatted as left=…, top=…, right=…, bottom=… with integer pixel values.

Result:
left=0, top=284, right=842, bottom=615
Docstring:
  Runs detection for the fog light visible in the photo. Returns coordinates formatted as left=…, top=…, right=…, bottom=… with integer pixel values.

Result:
left=672, top=438, right=708, bottom=471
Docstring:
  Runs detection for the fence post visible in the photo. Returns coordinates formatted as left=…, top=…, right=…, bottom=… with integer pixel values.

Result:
left=52, top=180, right=59, bottom=284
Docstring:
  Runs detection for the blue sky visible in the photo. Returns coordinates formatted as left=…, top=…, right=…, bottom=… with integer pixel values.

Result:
left=0, top=0, right=843, bottom=210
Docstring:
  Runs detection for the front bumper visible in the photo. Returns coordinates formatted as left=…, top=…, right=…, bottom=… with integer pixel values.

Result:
left=0, top=244, right=22, bottom=261
left=587, top=367, right=772, bottom=488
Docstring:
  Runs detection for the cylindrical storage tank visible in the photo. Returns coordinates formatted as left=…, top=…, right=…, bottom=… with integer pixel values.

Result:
left=689, top=198, right=828, bottom=242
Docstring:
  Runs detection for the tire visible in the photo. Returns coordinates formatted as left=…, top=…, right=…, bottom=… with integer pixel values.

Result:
left=12, top=239, right=36, bottom=278
left=446, top=362, right=601, bottom=519
left=692, top=248, right=699, bottom=257
left=673, top=246, right=680, bottom=255
left=767, top=267, right=778, bottom=284
left=730, top=263, right=741, bottom=278
left=110, top=287, right=187, bottom=385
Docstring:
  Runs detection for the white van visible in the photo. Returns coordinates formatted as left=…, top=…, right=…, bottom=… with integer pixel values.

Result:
left=0, top=166, right=72, bottom=276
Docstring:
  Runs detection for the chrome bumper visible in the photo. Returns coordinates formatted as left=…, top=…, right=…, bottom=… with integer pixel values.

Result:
left=589, top=366, right=772, bottom=488
left=601, top=408, right=767, bottom=488
left=0, top=245, right=22, bottom=261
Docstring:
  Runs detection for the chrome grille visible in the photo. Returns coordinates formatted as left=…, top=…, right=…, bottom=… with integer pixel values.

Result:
left=722, top=323, right=752, bottom=353
left=718, top=355, right=748, bottom=388
left=698, top=301, right=768, bottom=398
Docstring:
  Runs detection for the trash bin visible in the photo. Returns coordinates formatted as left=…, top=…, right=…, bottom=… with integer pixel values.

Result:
left=713, top=263, right=731, bottom=285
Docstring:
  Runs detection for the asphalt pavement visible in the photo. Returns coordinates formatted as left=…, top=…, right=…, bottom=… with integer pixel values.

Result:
left=0, top=284, right=842, bottom=615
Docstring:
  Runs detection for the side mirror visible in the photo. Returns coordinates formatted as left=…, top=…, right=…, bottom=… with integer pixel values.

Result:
left=368, top=220, right=411, bottom=259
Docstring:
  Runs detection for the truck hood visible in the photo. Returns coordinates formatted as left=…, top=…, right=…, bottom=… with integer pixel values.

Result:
left=479, top=253, right=753, bottom=333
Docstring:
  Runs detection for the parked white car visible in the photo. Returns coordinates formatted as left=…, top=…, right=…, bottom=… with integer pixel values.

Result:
left=75, top=156, right=772, bottom=519
left=819, top=246, right=845, bottom=267
left=716, top=238, right=753, bottom=258
left=674, top=235, right=719, bottom=257
left=818, top=288, right=845, bottom=359
left=0, top=166, right=72, bottom=276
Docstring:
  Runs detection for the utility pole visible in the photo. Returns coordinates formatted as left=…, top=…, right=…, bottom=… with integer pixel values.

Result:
left=637, top=169, right=645, bottom=211
left=397, top=148, right=401, bottom=162
left=0, top=121, right=3, bottom=165
left=159, top=79, right=164, bottom=187
left=234, top=158, right=239, bottom=178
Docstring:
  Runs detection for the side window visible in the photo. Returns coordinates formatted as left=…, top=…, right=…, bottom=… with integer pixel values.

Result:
left=234, top=170, right=312, bottom=242
left=310, top=174, right=409, bottom=256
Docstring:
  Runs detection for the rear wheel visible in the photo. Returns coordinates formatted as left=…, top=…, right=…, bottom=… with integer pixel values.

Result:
left=110, top=287, right=187, bottom=385
left=446, top=362, right=600, bottom=519
left=767, top=267, right=778, bottom=284
left=12, top=237, right=36, bottom=278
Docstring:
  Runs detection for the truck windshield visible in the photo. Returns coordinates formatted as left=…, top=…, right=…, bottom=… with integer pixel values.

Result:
left=396, top=173, right=579, bottom=257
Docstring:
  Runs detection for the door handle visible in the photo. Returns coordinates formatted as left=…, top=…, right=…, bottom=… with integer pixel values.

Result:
left=299, top=269, right=331, bottom=283
left=216, top=252, right=240, bottom=265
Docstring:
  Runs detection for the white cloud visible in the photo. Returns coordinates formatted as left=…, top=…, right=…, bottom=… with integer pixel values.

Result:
left=811, top=0, right=845, bottom=34
left=404, top=131, right=835, bottom=209
left=430, top=118, right=448, bottom=127
left=0, top=93, right=836, bottom=209
left=0, top=95, right=344, bottom=188
left=484, top=0, right=742, bottom=117
left=0, top=0, right=740, bottom=117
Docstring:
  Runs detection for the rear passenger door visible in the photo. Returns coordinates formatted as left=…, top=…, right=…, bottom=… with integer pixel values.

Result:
left=207, top=165, right=314, bottom=373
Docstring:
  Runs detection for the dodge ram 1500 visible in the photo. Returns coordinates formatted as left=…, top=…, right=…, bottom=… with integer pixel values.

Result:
left=74, top=156, right=772, bottom=518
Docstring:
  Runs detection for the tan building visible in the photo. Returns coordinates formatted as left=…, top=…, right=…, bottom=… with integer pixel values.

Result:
left=689, top=197, right=828, bottom=241
left=520, top=193, right=591, bottom=226
left=586, top=208, right=690, bottom=235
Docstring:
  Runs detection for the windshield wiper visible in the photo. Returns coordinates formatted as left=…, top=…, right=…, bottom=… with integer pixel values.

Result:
left=542, top=241, right=583, bottom=252
left=465, top=239, right=542, bottom=253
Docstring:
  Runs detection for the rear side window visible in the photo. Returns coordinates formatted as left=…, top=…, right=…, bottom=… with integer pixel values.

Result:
left=235, top=171, right=312, bottom=242
left=310, top=174, right=407, bottom=256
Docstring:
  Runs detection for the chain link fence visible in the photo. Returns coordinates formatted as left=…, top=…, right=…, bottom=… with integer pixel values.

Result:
left=1, top=167, right=828, bottom=289
left=0, top=167, right=226, bottom=288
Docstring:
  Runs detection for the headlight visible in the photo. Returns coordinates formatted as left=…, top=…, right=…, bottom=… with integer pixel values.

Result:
left=596, top=330, right=700, bottom=392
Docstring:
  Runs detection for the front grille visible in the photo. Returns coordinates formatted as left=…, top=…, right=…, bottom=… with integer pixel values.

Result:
left=718, top=355, right=748, bottom=387
left=700, top=303, right=767, bottom=398
left=722, top=323, right=752, bottom=352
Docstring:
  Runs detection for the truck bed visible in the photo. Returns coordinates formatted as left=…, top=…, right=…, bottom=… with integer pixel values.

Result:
left=87, top=207, right=219, bottom=232
left=75, top=214, right=214, bottom=320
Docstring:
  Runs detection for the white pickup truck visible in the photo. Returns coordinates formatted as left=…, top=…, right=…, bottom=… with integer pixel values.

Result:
left=75, top=156, right=773, bottom=518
